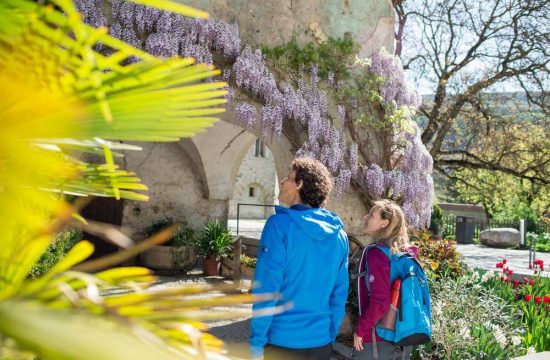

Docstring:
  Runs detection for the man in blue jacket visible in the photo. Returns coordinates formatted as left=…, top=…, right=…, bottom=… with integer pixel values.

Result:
left=250, top=157, right=349, bottom=360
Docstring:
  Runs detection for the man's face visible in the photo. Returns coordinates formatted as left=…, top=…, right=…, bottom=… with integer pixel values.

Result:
left=278, top=170, right=300, bottom=205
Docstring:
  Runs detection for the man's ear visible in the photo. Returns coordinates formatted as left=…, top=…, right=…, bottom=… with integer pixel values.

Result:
left=296, top=180, right=303, bottom=190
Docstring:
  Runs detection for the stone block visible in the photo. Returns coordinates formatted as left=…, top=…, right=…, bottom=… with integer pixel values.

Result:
left=480, top=228, right=520, bottom=248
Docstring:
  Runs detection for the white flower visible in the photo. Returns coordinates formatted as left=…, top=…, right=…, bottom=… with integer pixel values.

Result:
left=511, top=336, right=522, bottom=346
left=481, top=271, right=496, bottom=283
left=458, top=320, right=470, bottom=339
left=491, top=325, right=506, bottom=349
left=527, top=346, right=536, bottom=354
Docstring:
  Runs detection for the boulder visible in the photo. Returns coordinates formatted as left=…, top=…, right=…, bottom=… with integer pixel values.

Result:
left=480, top=228, right=520, bottom=248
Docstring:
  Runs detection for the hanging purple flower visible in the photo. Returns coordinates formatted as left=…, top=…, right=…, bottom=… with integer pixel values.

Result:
left=235, top=102, right=257, bottom=130
left=364, top=164, right=385, bottom=197
left=146, top=32, right=179, bottom=58
left=337, top=105, right=346, bottom=128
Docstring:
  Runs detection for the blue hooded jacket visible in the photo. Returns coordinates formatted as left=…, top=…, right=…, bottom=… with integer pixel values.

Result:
left=250, top=204, right=349, bottom=358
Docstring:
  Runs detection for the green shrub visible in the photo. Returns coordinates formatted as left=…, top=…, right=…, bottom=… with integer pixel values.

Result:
left=240, top=255, right=256, bottom=268
left=414, top=271, right=525, bottom=360
left=198, top=220, right=233, bottom=260
left=144, top=218, right=197, bottom=247
left=29, top=229, right=82, bottom=278
left=429, top=204, right=443, bottom=235
left=412, top=230, right=467, bottom=280
left=527, top=232, right=550, bottom=253
left=261, top=36, right=358, bottom=81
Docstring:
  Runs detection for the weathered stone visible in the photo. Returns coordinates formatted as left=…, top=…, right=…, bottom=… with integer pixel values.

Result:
left=479, top=228, right=520, bottom=248
left=177, top=0, right=395, bottom=56
left=228, top=141, right=278, bottom=220
left=140, top=245, right=197, bottom=272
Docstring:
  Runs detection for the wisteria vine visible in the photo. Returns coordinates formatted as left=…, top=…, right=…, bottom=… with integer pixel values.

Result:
left=75, top=0, right=434, bottom=228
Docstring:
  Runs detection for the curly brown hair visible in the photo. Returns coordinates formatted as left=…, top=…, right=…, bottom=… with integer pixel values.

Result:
left=291, top=157, right=333, bottom=208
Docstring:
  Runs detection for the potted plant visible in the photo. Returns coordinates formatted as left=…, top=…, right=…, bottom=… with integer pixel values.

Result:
left=140, top=218, right=198, bottom=273
left=430, top=204, right=444, bottom=239
left=198, top=220, right=233, bottom=276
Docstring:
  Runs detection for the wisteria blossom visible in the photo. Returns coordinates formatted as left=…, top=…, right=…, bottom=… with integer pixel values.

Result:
left=369, top=49, right=421, bottom=109
left=235, top=102, right=257, bottom=130
left=74, top=0, right=435, bottom=228
left=364, top=164, right=385, bottom=197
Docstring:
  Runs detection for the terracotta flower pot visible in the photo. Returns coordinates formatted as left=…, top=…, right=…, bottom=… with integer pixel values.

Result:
left=202, top=257, right=221, bottom=276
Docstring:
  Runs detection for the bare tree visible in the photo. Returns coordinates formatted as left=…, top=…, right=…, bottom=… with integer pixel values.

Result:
left=397, top=0, right=549, bottom=186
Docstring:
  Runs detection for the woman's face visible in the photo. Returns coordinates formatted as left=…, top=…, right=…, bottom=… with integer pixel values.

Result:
left=363, top=206, right=389, bottom=236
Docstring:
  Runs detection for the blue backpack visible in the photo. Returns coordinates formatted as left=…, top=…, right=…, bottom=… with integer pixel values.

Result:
left=357, top=244, right=432, bottom=346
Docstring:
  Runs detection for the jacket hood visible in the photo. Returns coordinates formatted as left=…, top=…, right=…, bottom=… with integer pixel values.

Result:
left=275, top=205, right=344, bottom=239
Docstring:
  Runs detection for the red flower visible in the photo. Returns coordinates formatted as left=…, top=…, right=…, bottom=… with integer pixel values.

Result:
left=513, top=280, right=520, bottom=288
left=525, top=294, right=532, bottom=302
left=505, top=277, right=511, bottom=283
left=535, top=259, right=544, bottom=266
left=503, top=258, right=508, bottom=264
left=530, top=279, right=535, bottom=286
left=529, top=264, right=533, bottom=269
left=500, top=276, right=505, bottom=281
left=496, top=262, right=503, bottom=269
left=535, top=296, right=541, bottom=304
left=508, top=270, right=514, bottom=275
left=544, top=296, right=550, bottom=304
left=523, top=277, right=530, bottom=283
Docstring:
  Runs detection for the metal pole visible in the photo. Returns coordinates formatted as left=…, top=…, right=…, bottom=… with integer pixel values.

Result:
left=533, top=234, right=537, bottom=266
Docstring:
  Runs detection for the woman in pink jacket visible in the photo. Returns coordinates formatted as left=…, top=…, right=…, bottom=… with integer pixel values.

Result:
left=353, top=200, right=414, bottom=360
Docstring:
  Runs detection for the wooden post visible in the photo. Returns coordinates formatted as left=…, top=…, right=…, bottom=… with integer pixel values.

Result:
left=233, top=235, right=242, bottom=288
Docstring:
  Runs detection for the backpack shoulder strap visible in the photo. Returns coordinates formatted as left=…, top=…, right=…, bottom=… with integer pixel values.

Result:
left=362, top=244, right=392, bottom=294
left=355, top=244, right=390, bottom=279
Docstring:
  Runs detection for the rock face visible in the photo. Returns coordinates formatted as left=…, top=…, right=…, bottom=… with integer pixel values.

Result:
left=180, top=0, right=395, bottom=57
left=480, top=228, right=520, bottom=248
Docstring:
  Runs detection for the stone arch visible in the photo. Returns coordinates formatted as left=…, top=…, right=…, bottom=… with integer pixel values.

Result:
left=178, top=138, right=209, bottom=198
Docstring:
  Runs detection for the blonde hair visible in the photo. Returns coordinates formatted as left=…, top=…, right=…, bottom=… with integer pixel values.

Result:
left=371, top=199, right=410, bottom=253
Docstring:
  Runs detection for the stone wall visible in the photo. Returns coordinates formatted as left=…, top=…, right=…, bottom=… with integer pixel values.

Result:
left=122, top=142, right=227, bottom=235
left=176, top=0, right=395, bottom=56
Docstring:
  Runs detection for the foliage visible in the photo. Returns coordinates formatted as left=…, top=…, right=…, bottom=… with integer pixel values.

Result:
left=447, top=139, right=548, bottom=223
left=401, top=0, right=549, bottom=219
left=526, top=232, right=550, bottom=253
left=412, top=230, right=466, bottom=279
left=198, top=220, right=233, bottom=260
left=414, top=271, right=525, bottom=360
left=240, top=255, right=257, bottom=269
left=481, top=261, right=550, bottom=353
left=144, top=218, right=197, bottom=247
left=402, top=0, right=548, bottom=167
left=261, top=36, right=358, bottom=81
left=0, top=0, right=245, bottom=359
left=28, top=229, right=82, bottom=279
left=429, top=204, right=443, bottom=235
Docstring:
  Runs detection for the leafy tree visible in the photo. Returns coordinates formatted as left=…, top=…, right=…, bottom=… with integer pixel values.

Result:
left=394, top=0, right=549, bottom=218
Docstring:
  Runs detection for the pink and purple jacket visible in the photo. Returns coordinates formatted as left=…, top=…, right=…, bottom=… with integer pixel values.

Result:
left=356, top=242, right=390, bottom=342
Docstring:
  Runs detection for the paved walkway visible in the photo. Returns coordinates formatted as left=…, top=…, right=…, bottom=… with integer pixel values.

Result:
left=458, top=244, right=549, bottom=277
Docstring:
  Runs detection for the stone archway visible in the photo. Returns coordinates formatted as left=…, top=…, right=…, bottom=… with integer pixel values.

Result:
left=120, top=103, right=292, bottom=234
